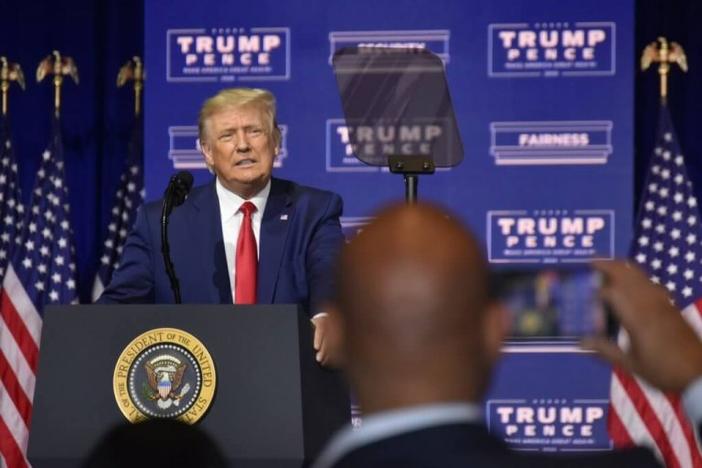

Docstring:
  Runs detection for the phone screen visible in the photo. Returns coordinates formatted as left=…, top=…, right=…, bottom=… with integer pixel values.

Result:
left=492, top=267, right=612, bottom=340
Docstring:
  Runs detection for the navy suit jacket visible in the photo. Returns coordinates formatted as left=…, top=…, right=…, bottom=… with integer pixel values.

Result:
left=98, top=177, right=344, bottom=315
left=328, top=423, right=661, bottom=468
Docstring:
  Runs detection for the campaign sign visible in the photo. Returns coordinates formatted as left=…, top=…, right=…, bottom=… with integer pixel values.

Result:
left=326, top=118, right=449, bottom=172
left=487, top=350, right=613, bottom=452
left=167, top=27, right=291, bottom=82
left=328, top=30, right=451, bottom=65
left=167, top=125, right=288, bottom=170
left=490, top=121, right=613, bottom=165
left=486, top=398, right=610, bottom=452
left=326, top=119, right=381, bottom=173
left=487, top=209, right=615, bottom=264
left=488, top=22, right=615, bottom=78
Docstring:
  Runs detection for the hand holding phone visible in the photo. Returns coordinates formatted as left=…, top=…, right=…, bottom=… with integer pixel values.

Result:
left=583, top=260, right=702, bottom=393
left=493, top=266, right=614, bottom=340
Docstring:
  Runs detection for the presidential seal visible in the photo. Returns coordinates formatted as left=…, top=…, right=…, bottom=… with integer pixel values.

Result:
left=113, top=328, right=216, bottom=424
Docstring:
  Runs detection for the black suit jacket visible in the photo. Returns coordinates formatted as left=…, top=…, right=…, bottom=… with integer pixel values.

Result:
left=328, top=423, right=661, bottom=468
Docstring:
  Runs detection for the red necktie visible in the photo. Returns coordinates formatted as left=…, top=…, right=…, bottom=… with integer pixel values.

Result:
left=235, top=201, right=257, bottom=304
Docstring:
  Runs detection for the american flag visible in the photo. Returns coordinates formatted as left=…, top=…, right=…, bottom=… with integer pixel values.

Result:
left=0, top=117, right=24, bottom=288
left=91, top=118, right=144, bottom=301
left=610, top=104, right=702, bottom=467
left=0, top=118, right=78, bottom=468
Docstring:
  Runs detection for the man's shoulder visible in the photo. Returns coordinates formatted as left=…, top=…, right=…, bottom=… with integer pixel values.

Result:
left=272, top=178, right=343, bottom=218
left=563, top=446, right=661, bottom=467
left=272, top=177, right=341, bottom=202
left=329, top=423, right=507, bottom=468
left=139, top=181, right=214, bottom=218
left=330, top=423, right=661, bottom=468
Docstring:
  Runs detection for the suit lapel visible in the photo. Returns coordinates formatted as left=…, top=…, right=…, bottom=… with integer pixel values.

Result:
left=258, top=178, right=292, bottom=303
left=192, top=180, right=232, bottom=304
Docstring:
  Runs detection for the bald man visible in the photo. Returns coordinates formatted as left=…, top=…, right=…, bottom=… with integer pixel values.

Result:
left=313, top=203, right=661, bottom=468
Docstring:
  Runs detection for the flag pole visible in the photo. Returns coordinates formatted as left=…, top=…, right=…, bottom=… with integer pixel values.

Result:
left=0, top=57, right=25, bottom=116
left=640, top=36, right=688, bottom=101
left=36, top=50, right=79, bottom=118
left=117, top=56, right=145, bottom=117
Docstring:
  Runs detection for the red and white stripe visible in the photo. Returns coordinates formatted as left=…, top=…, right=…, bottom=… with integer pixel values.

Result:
left=609, top=301, right=702, bottom=468
left=0, top=264, right=43, bottom=468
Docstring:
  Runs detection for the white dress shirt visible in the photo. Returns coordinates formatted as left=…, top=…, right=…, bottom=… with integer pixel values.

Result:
left=311, top=402, right=483, bottom=468
left=215, top=177, right=270, bottom=303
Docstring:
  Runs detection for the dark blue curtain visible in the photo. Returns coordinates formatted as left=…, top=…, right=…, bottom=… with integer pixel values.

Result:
left=0, top=0, right=699, bottom=302
left=636, top=0, right=702, bottom=206
left=0, top=0, right=143, bottom=302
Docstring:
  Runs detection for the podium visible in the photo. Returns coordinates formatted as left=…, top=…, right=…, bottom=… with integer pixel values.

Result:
left=27, top=305, right=350, bottom=468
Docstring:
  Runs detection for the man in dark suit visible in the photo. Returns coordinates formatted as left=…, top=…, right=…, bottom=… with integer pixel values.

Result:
left=99, top=87, right=343, bottom=363
left=313, top=203, right=662, bottom=468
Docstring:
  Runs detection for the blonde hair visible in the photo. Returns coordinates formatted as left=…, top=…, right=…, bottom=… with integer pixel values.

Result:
left=198, top=87, right=281, bottom=149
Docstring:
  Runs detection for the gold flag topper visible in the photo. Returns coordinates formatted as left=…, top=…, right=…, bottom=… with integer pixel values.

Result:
left=641, top=37, right=688, bottom=99
left=0, top=57, right=25, bottom=116
left=117, top=56, right=145, bottom=116
left=36, top=50, right=79, bottom=117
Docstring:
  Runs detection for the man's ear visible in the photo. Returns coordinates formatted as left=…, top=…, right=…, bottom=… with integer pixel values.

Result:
left=273, top=123, right=282, bottom=154
left=484, top=301, right=508, bottom=364
left=199, top=137, right=215, bottom=168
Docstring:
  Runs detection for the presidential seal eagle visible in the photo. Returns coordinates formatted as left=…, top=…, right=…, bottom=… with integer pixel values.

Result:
left=144, top=355, right=191, bottom=410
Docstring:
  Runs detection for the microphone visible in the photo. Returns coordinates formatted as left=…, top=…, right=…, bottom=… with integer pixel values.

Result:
left=164, top=171, right=194, bottom=213
left=160, top=171, right=193, bottom=304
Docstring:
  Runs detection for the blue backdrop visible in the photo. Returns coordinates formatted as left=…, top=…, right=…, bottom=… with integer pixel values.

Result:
left=144, top=0, right=630, bottom=451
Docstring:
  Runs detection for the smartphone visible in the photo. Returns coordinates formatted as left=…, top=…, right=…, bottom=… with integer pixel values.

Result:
left=491, top=267, right=616, bottom=340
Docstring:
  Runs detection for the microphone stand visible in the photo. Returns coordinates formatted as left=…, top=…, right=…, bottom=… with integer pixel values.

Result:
left=161, top=185, right=182, bottom=304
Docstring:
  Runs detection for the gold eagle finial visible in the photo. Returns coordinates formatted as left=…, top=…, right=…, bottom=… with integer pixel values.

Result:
left=641, top=37, right=688, bottom=99
left=117, top=56, right=145, bottom=116
left=36, top=50, right=79, bottom=117
left=0, top=57, right=25, bottom=116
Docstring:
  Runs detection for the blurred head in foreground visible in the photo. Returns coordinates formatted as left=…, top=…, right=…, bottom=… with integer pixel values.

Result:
left=82, top=419, right=227, bottom=468
left=334, top=202, right=505, bottom=413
